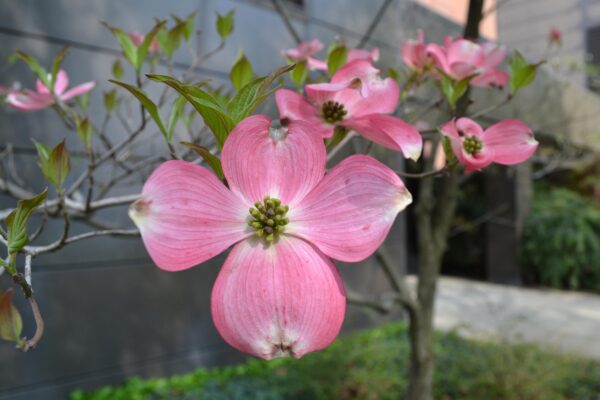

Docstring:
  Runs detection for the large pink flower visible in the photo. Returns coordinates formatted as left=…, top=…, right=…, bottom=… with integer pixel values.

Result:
left=6, top=70, right=95, bottom=112
left=347, top=48, right=380, bottom=63
left=426, top=37, right=508, bottom=87
left=441, top=117, right=538, bottom=172
left=402, top=30, right=430, bottom=71
left=129, top=115, right=412, bottom=359
left=283, top=39, right=328, bottom=71
left=276, top=59, right=423, bottom=161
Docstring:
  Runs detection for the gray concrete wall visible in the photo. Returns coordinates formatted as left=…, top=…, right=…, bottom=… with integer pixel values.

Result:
left=0, top=1, right=462, bottom=399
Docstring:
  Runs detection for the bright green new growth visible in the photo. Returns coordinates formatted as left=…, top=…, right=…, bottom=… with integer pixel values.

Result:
left=321, top=100, right=347, bottom=124
left=462, top=136, right=483, bottom=155
left=247, top=196, right=289, bottom=243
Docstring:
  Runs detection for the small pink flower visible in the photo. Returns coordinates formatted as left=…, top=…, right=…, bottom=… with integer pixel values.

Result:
left=426, top=37, right=508, bottom=87
left=402, top=30, right=430, bottom=71
left=276, top=59, right=423, bottom=161
left=6, top=70, right=95, bottom=112
left=347, top=48, right=380, bottom=63
left=130, top=115, right=412, bottom=359
left=129, top=32, right=160, bottom=52
left=283, top=39, right=328, bottom=71
left=549, top=28, right=562, bottom=45
left=441, top=118, right=538, bottom=172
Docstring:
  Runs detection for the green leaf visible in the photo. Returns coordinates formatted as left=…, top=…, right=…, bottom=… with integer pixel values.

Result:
left=6, top=189, right=48, bottom=254
left=110, top=80, right=169, bottom=141
left=156, top=19, right=186, bottom=61
left=510, top=51, right=543, bottom=95
left=14, top=51, right=49, bottom=87
left=0, top=289, right=23, bottom=344
left=173, top=12, right=197, bottom=41
left=75, top=92, right=91, bottom=111
left=216, top=10, right=235, bottom=41
left=103, top=88, right=118, bottom=113
left=180, top=142, right=224, bottom=179
left=112, top=60, right=124, bottom=79
left=230, top=51, right=253, bottom=91
left=227, top=64, right=294, bottom=124
left=136, top=20, right=166, bottom=70
left=50, top=46, right=70, bottom=92
left=47, top=140, right=71, bottom=187
left=289, top=60, right=308, bottom=87
left=327, top=44, right=347, bottom=76
left=101, top=21, right=138, bottom=69
left=76, top=117, right=93, bottom=145
left=439, top=73, right=470, bottom=109
left=167, top=95, right=187, bottom=141
left=147, top=74, right=234, bottom=148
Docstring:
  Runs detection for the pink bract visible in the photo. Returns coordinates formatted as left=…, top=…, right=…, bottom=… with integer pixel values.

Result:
left=130, top=115, right=412, bottom=359
left=426, top=37, right=508, bottom=88
left=6, top=70, right=95, bottom=112
left=402, top=30, right=430, bottom=71
left=129, top=32, right=160, bottom=52
left=348, top=48, right=380, bottom=63
left=283, top=39, right=328, bottom=71
left=441, top=117, right=538, bottom=173
left=276, top=59, right=423, bottom=161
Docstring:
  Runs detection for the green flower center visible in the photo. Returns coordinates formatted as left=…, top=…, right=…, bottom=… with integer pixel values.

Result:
left=462, top=136, right=483, bottom=155
left=247, top=196, right=289, bottom=243
left=321, top=100, right=347, bottom=124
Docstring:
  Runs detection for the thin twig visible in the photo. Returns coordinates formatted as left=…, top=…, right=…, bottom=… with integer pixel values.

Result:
left=25, top=228, right=139, bottom=256
left=374, top=248, right=417, bottom=311
left=270, top=0, right=302, bottom=44
left=326, top=131, right=357, bottom=162
left=346, top=289, right=391, bottom=314
left=358, top=0, right=394, bottom=48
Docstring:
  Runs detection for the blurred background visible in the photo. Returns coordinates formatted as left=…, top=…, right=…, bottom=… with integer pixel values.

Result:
left=0, top=0, right=599, bottom=399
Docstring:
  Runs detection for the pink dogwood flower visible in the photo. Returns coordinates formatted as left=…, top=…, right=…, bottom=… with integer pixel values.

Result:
left=6, top=70, right=95, bottom=112
left=283, top=39, right=328, bottom=71
left=402, top=30, right=430, bottom=71
left=129, top=32, right=160, bottom=52
left=441, top=117, right=538, bottom=172
left=426, top=37, right=508, bottom=87
left=129, top=115, right=412, bottom=359
left=276, top=59, right=423, bottom=161
left=347, top=48, right=380, bottom=63
left=549, top=28, right=562, bottom=45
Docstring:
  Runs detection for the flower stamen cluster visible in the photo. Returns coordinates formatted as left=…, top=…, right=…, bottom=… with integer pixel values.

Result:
left=462, top=136, right=483, bottom=155
left=321, top=100, right=347, bottom=124
left=248, top=196, right=289, bottom=242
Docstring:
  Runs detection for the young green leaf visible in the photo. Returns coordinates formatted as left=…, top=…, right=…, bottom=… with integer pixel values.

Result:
left=14, top=51, right=49, bottom=87
left=76, top=117, right=93, bottom=145
left=289, top=60, right=308, bottom=87
left=147, top=74, right=234, bottom=148
left=50, top=46, right=70, bottom=92
left=136, top=20, right=166, bottom=70
left=6, top=189, right=48, bottom=254
left=34, top=140, right=71, bottom=187
left=227, top=64, right=294, bottom=124
left=230, top=51, right=254, bottom=91
left=327, top=44, right=347, bottom=76
left=439, top=73, right=470, bottom=109
left=509, top=51, right=543, bottom=95
left=216, top=10, right=235, bottom=41
left=167, top=95, right=187, bottom=141
left=110, top=80, right=169, bottom=141
left=180, top=142, right=224, bottom=179
left=76, top=92, right=91, bottom=112
left=112, top=60, right=124, bottom=79
left=103, top=88, right=118, bottom=113
left=0, top=289, right=23, bottom=344
left=101, top=21, right=138, bottom=69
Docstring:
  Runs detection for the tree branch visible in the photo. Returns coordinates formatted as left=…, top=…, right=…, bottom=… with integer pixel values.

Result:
left=358, top=0, right=394, bottom=48
left=270, top=0, right=302, bottom=44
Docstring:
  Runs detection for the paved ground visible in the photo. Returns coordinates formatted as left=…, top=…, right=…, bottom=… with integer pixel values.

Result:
left=429, top=277, right=600, bottom=360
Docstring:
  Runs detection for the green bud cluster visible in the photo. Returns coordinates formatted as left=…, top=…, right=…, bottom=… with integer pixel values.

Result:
left=462, top=136, right=483, bottom=155
left=321, top=100, right=347, bottom=124
left=247, top=196, right=289, bottom=243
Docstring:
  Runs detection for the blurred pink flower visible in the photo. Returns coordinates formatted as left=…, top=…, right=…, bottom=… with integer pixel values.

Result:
left=426, top=37, right=508, bottom=87
left=283, top=39, right=328, bottom=71
left=347, top=48, right=380, bottom=63
left=129, top=32, right=160, bottom=52
left=130, top=115, right=412, bottom=359
left=441, top=118, right=538, bottom=172
left=549, top=28, right=562, bottom=45
left=402, top=30, right=430, bottom=71
left=276, top=59, right=423, bottom=161
left=6, top=70, right=95, bottom=111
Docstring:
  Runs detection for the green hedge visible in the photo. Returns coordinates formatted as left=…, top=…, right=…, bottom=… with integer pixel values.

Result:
left=521, top=187, right=600, bottom=291
left=71, top=322, right=600, bottom=400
